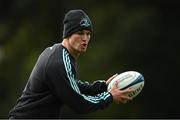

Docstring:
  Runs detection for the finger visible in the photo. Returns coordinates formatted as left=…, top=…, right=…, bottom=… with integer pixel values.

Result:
left=114, top=81, right=119, bottom=88
left=121, top=95, right=132, bottom=101
left=120, top=99, right=127, bottom=104
left=110, top=80, right=118, bottom=90
left=109, top=73, right=118, bottom=81
left=122, top=88, right=135, bottom=94
left=106, top=74, right=118, bottom=84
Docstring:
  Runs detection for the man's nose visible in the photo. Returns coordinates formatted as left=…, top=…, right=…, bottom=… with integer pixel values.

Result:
left=82, top=34, right=89, bottom=41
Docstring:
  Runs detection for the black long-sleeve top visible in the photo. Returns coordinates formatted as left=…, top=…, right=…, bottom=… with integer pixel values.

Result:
left=9, top=43, right=113, bottom=118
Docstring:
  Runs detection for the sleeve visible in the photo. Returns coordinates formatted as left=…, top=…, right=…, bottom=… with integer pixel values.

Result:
left=76, top=80, right=108, bottom=95
left=45, top=49, right=113, bottom=114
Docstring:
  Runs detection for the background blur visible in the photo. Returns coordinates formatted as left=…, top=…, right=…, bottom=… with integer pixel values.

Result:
left=0, top=0, right=179, bottom=118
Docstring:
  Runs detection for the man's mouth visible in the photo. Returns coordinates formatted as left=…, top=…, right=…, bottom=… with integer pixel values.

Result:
left=81, top=43, right=87, bottom=48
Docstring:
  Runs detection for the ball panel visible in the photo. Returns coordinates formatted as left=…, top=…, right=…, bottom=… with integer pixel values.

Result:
left=112, top=71, right=139, bottom=90
left=121, top=74, right=144, bottom=90
left=126, top=82, right=144, bottom=98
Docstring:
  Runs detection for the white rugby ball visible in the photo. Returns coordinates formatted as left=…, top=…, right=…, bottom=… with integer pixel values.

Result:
left=107, top=71, right=144, bottom=99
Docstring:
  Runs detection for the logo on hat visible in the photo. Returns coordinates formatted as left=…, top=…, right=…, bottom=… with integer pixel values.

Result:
left=80, top=18, right=90, bottom=27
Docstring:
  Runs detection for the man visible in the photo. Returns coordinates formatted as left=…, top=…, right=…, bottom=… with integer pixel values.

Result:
left=9, top=9, right=133, bottom=119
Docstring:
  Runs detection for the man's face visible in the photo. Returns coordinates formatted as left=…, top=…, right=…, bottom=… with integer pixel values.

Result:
left=68, top=30, right=91, bottom=53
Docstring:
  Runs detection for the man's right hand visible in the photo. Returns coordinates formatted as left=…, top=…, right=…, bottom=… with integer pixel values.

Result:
left=109, top=81, right=134, bottom=104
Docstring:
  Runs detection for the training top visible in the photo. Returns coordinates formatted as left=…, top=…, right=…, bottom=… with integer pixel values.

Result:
left=9, top=43, right=113, bottom=118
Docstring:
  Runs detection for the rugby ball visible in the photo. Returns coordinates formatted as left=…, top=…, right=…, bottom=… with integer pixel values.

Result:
left=107, top=71, right=144, bottom=99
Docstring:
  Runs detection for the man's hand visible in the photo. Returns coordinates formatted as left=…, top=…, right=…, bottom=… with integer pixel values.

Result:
left=106, top=73, right=118, bottom=85
left=109, top=81, right=134, bottom=104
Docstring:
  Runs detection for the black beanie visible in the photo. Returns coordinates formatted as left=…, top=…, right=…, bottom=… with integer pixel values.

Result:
left=62, top=9, right=93, bottom=39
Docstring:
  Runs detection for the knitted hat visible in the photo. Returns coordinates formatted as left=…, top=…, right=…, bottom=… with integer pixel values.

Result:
left=62, top=9, right=93, bottom=39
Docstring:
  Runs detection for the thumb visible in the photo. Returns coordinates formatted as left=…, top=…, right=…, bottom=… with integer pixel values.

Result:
left=106, top=73, right=118, bottom=84
left=112, top=81, right=119, bottom=89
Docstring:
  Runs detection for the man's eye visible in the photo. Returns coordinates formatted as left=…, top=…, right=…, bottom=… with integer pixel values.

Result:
left=87, top=32, right=91, bottom=36
left=76, top=32, right=84, bottom=35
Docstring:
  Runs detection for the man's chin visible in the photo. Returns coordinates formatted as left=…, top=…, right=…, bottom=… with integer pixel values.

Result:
left=80, top=49, right=87, bottom=53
